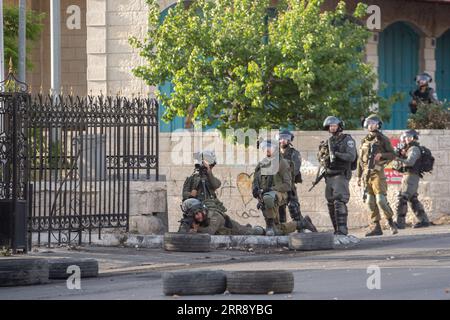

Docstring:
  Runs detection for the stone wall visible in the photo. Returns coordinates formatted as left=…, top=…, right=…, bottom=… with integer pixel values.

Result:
left=159, top=130, right=450, bottom=232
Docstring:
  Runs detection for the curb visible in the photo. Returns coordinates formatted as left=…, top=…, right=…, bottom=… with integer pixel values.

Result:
left=91, top=234, right=291, bottom=249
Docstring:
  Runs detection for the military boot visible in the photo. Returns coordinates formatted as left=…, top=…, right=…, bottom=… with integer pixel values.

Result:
left=395, top=194, right=408, bottom=229
left=413, top=211, right=430, bottom=228
left=265, top=219, right=275, bottom=236
left=365, top=222, right=383, bottom=237
left=327, top=203, right=338, bottom=234
left=388, top=218, right=398, bottom=235
left=297, top=215, right=318, bottom=233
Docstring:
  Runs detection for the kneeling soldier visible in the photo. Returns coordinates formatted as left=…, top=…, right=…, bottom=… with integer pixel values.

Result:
left=180, top=151, right=264, bottom=235
left=252, top=139, right=317, bottom=236
left=393, top=130, right=430, bottom=229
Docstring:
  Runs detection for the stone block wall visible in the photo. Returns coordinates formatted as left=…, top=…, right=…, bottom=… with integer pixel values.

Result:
left=158, top=130, right=450, bottom=232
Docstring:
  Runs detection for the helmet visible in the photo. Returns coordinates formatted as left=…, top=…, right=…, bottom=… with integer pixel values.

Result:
left=279, top=129, right=294, bottom=142
left=193, top=150, right=217, bottom=167
left=363, top=114, right=383, bottom=129
left=259, top=139, right=278, bottom=151
left=323, top=116, right=344, bottom=132
left=400, top=129, right=419, bottom=142
left=181, top=198, right=206, bottom=216
left=415, top=73, right=432, bottom=87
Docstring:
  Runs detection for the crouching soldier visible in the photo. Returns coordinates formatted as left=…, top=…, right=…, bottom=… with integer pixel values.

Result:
left=393, top=130, right=431, bottom=229
left=178, top=198, right=265, bottom=235
left=181, top=151, right=264, bottom=235
left=252, top=139, right=317, bottom=236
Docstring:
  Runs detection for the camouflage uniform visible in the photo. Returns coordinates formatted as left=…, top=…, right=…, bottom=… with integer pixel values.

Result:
left=182, top=170, right=263, bottom=235
left=357, top=130, right=397, bottom=235
left=279, top=144, right=303, bottom=223
left=393, top=141, right=430, bottom=228
left=252, top=156, right=298, bottom=235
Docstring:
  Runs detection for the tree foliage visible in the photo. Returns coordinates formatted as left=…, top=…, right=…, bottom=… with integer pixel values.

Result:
left=131, top=0, right=395, bottom=132
left=3, top=5, right=46, bottom=71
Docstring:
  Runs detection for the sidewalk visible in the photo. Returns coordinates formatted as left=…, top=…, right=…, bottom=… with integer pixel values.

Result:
left=14, top=224, right=448, bottom=276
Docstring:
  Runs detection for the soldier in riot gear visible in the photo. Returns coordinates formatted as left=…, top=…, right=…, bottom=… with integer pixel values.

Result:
left=357, top=114, right=398, bottom=236
left=316, top=116, right=357, bottom=237
left=392, top=130, right=430, bottom=229
left=278, top=129, right=304, bottom=224
left=252, top=139, right=317, bottom=236
left=181, top=151, right=264, bottom=235
left=409, top=73, right=440, bottom=114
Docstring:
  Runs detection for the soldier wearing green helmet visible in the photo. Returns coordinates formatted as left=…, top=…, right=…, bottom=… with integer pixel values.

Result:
left=357, top=114, right=398, bottom=237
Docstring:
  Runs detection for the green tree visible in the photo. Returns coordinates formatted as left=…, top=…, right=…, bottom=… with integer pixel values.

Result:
left=131, top=0, right=395, bottom=132
left=3, top=5, right=46, bottom=71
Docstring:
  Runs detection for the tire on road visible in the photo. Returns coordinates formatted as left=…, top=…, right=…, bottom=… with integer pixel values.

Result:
left=163, top=233, right=211, bottom=252
left=0, top=258, right=49, bottom=287
left=289, top=232, right=335, bottom=251
left=48, top=258, right=99, bottom=279
left=163, top=270, right=226, bottom=296
left=226, top=270, right=294, bottom=294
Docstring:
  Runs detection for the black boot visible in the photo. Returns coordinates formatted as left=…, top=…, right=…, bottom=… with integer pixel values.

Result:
left=395, top=193, right=408, bottom=229
left=388, top=218, right=398, bottom=235
left=297, top=215, right=318, bottom=233
left=413, top=219, right=430, bottom=228
left=266, top=219, right=275, bottom=236
left=335, top=201, right=349, bottom=236
left=327, top=203, right=338, bottom=234
left=365, top=222, right=383, bottom=237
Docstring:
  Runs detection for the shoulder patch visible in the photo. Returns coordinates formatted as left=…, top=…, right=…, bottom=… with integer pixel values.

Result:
left=347, top=140, right=355, bottom=148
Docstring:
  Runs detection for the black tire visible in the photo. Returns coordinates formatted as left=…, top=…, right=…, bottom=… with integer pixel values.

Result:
left=289, top=232, right=335, bottom=251
left=163, top=270, right=226, bottom=296
left=226, top=270, right=294, bottom=294
left=0, top=258, right=49, bottom=287
left=48, top=258, right=99, bottom=279
left=163, top=233, right=211, bottom=252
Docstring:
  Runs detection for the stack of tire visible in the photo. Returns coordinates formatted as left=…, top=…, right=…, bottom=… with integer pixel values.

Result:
left=162, top=270, right=294, bottom=296
left=0, top=257, right=99, bottom=287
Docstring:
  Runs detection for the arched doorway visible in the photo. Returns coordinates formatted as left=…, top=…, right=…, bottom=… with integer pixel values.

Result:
left=378, top=22, right=420, bottom=129
left=436, top=29, right=450, bottom=106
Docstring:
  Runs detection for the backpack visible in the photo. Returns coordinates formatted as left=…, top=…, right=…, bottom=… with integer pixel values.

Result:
left=419, top=146, right=434, bottom=174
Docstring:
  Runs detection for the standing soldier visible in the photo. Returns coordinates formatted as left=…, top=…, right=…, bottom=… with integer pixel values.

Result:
left=278, top=130, right=304, bottom=224
left=357, top=114, right=398, bottom=236
left=180, top=151, right=264, bottom=235
left=316, top=116, right=357, bottom=237
left=252, top=139, right=316, bottom=236
left=393, top=130, right=431, bottom=229
left=409, top=73, right=440, bottom=114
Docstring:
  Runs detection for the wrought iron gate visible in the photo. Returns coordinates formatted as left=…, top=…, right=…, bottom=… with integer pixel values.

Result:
left=27, top=93, right=159, bottom=246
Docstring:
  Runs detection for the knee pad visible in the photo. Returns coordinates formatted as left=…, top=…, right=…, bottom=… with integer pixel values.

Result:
left=263, top=194, right=276, bottom=209
left=397, top=192, right=409, bottom=205
left=334, top=201, right=348, bottom=217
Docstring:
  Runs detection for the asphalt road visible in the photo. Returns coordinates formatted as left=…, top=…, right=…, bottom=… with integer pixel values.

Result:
left=1, top=229, right=450, bottom=300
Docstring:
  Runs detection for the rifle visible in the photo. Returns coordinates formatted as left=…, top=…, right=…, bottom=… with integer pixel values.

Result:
left=363, top=143, right=378, bottom=202
left=178, top=204, right=195, bottom=233
left=309, top=166, right=326, bottom=192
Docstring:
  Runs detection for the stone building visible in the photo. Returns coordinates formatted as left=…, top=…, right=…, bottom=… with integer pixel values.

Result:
left=12, top=0, right=450, bottom=129
left=6, top=0, right=450, bottom=232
